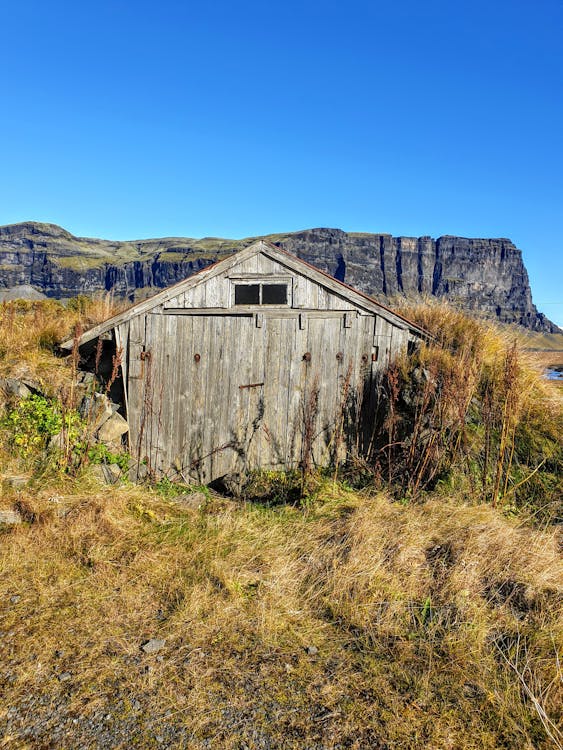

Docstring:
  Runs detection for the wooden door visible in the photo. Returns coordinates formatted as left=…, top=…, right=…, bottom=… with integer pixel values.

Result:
left=140, top=312, right=266, bottom=482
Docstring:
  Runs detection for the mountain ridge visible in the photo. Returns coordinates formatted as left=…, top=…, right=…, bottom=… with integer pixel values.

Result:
left=0, top=222, right=558, bottom=332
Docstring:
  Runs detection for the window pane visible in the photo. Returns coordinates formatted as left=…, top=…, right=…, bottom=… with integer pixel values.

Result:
left=235, top=284, right=260, bottom=304
left=261, top=284, right=287, bottom=304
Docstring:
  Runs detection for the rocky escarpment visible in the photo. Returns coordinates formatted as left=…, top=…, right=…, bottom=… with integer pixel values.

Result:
left=279, top=229, right=557, bottom=332
left=0, top=222, right=236, bottom=300
left=0, top=222, right=557, bottom=332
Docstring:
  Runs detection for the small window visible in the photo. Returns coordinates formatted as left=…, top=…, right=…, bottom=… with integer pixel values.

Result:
left=234, top=282, right=289, bottom=306
left=261, top=284, right=287, bottom=305
left=235, top=284, right=260, bottom=305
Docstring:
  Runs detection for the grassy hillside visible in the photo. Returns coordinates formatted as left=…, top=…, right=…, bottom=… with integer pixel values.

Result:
left=0, top=299, right=561, bottom=749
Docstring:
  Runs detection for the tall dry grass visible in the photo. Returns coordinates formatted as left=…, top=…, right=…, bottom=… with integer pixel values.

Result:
left=371, top=302, right=563, bottom=521
left=0, top=295, right=123, bottom=395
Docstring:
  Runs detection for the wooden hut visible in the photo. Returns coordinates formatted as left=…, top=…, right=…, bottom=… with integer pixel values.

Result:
left=62, top=240, right=426, bottom=482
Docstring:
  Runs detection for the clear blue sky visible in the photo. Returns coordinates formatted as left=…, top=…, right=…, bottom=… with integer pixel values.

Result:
left=1, top=0, right=562, bottom=326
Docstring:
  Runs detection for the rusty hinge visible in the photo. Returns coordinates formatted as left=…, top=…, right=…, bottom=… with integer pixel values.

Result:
left=239, top=382, right=264, bottom=390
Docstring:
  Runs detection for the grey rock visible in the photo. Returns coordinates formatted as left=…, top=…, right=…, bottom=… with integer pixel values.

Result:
left=305, top=645, right=318, bottom=655
left=10, top=595, right=21, bottom=603
left=130, top=461, right=148, bottom=482
left=0, top=509, right=22, bottom=525
left=141, top=638, right=166, bottom=654
left=91, top=463, right=122, bottom=485
left=76, top=371, right=96, bottom=386
left=0, top=378, right=32, bottom=400
left=80, top=392, right=114, bottom=429
left=97, top=412, right=129, bottom=445
left=57, top=672, right=72, bottom=682
left=173, top=491, right=207, bottom=509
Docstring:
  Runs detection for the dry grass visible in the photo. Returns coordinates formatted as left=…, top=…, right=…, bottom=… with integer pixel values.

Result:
left=377, top=301, right=563, bottom=518
left=0, top=296, right=124, bottom=397
left=0, top=482, right=561, bottom=748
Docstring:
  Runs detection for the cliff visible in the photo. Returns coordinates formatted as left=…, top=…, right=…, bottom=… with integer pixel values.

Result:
left=0, top=222, right=557, bottom=332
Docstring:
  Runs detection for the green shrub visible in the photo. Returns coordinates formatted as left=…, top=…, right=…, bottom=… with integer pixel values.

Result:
left=2, top=395, right=65, bottom=457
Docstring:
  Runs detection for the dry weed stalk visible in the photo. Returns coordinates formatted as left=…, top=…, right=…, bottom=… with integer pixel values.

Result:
left=300, top=375, right=319, bottom=489
left=331, top=361, right=354, bottom=482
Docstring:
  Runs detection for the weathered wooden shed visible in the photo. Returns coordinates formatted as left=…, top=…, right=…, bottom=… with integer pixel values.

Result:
left=62, top=241, right=426, bottom=482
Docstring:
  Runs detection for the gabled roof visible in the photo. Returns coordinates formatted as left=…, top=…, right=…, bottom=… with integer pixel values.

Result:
left=60, top=240, right=427, bottom=350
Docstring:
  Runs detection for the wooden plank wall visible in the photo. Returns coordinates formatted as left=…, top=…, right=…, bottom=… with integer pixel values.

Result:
left=121, top=251, right=412, bottom=482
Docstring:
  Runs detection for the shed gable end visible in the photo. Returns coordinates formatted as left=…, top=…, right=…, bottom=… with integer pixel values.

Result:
left=160, top=250, right=371, bottom=313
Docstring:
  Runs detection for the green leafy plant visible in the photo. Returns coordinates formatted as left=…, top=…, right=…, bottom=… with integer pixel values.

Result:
left=87, top=443, right=130, bottom=472
left=2, top=395, right=66, bottom=457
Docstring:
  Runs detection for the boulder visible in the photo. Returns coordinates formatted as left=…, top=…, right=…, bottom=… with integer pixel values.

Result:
left=0, top=509, right=22, bottom=525
left=0, top=378, right=32, bottom=400
left=80, top=393, right=114, bottom=430
left=91, top=463, right=122, bottom=485
left=97, top=413, right=129, bottom=446
left=76, top=371, right=96, bottom=387
left=173, top=491, right=208, bottom=510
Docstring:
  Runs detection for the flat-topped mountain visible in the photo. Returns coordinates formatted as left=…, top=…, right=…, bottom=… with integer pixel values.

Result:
left=0, top=222, right=557, bottom=332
